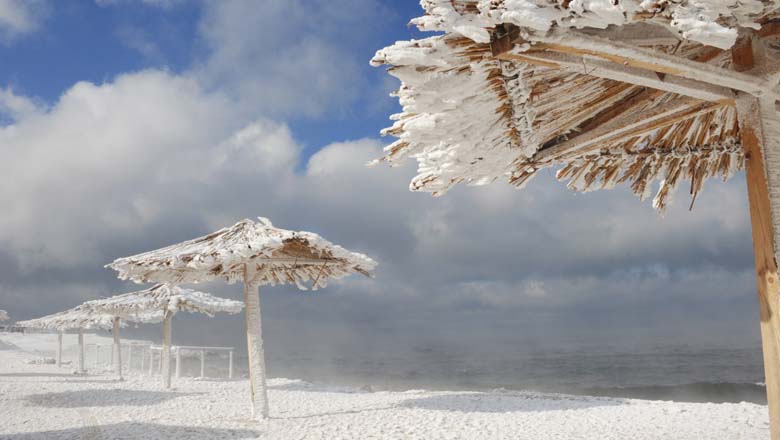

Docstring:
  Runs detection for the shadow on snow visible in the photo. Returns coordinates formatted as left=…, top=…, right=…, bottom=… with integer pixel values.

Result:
left=399, top=392, right=625, bottom=413
left=278, top=391, right=624, bottom=419
left=23, top=389, right=200, bottom=408
left=0, top=372, right=81, bottom=378
left=2, top=422, right=260, bottom=440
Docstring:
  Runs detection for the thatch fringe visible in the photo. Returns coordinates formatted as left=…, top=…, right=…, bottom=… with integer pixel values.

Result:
left=556, top=144, right=744, bottom=212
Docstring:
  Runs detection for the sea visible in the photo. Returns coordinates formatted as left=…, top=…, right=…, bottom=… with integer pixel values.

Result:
left=154, top=343, right=768, bottom=405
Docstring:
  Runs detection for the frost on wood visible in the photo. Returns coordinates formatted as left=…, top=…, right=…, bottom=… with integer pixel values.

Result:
left=371, top=35, right=536, bottom=195
left=371, top=1, right=780, bottom=211
left=84, top=284, right=244, bottom=318
left=84, top=285, right=241, bottom=389
left=413, top=0, right=779, bottom=49
left=16, top=305, right=158, bottom=332
left=244, top=275, right=269, bottom=419
left=106, top=217, right=377, bottom=289
left=106, top=217, right=377, bottom=419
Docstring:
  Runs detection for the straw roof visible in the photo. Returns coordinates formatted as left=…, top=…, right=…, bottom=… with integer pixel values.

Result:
left=84, top=284, right=244, bottom=318
left=16, top=305, right=161, bottom=331
left=107, top=217, right=377, bottom=289
left=0, top=310, right=8, bottom=321
left=372, top=1, right=780, bottom=211
left=411, top=1, right=779, bottom=49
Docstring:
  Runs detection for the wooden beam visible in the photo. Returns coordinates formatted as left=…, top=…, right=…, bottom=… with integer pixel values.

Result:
left=571, top=88, right=663, bottom=142
left=491, top=25, right=521, bottom=57
left=537, top=45, right=731, bottom=155
left=534, top=99, right=723, bottom=162
left=568, top=22, right=684, bottom=47
left=499, top=50, right=735, bottom=103
left=536, top=82, right=639, bottom=145
left=758, top=20, right=780, bottom=38
left=732, top=36, right=755, bottom=73
left=529, top=29, right=780, bottom=101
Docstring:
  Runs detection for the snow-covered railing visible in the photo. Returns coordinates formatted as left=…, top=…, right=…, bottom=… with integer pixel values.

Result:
left=87, top=342, right=152, bottom=372
left=148, top=345, right=235, bottom=379
left=0, top=325, right=24, bottom=333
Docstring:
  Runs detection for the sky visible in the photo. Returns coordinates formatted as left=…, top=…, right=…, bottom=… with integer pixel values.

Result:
left=0, top=0, right=764, bottom=363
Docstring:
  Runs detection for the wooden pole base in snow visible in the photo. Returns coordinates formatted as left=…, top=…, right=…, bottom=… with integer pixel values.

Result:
left=162, top=311, right=173, bottom=389
left=244, top=264, right=270, bottom=420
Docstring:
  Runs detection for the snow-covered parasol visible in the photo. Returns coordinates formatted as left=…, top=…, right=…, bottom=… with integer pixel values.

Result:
left=84, top=284, right=244, bottom=388
left=106, top=217, right=377, bottom=419
left=373, top=1, right=780, bottom=436
left=17, top=305, right=160, bottom=374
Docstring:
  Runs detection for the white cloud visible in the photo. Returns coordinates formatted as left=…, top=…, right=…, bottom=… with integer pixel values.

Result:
left=0, top=87, right=44, bottom=122
left=95, top=0, right=182, bottom=8
left=114, top=25, right=163, bottom=61
left=195, top=0, right=384, bottom=118
left=0, top=70, right=241, bottom=267
left=0, top=69, right=389, bottom=271
left=0, top=67, right=755, bottom=308
left=0, top=0, right=46, bottom=42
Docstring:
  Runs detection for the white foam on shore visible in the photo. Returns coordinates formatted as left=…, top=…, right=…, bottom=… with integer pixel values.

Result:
left=0, top=333, right=770, bottom=439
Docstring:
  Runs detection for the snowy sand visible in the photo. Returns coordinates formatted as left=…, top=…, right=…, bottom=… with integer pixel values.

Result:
left=0, top=333, right=770, bottom=439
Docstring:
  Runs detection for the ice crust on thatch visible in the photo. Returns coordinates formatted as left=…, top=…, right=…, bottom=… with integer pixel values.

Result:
left=107, top=218, right=377, bottom=290
left=372, top=35, right=536, bottom=195
left=414, top=0, right=778, bottom=49
left=16, top=305, right=161, bottom=331
left=84, top=284, right=244, bottom=318
left=371, top=1, right=775, bottom=211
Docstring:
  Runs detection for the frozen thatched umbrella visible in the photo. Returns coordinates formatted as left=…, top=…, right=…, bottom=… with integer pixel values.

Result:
left=0, top=310, right=8, bottom=322
left=373, top=1, right=780, bottom=437
left=85, top=284, right=244, bottom=388
left=106, top=217, right=377, bottom=419
left=16, top=305, right=158, bottom=374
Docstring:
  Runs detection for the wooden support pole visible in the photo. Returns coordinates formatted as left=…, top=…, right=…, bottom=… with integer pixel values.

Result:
left=162, top=311, right=173, bottom=389
left=56, top=332, right=62, bottom=368
left=229, top=349, right=234, bottom=379
left=113, top=317, right=123, bottom=381
left=200, top=350, right=206, bottom=379
left=738, top=95, right=780, bottom=440
left=148, top=348, right=154, bottom=376
left=244, top=263, right=270, bottom=419
left=127, top=344, right=133, bottom=372
left=77, top=330, right=85, bottom=374
left=733, top=35, right=780, bottom=439
left=175, top=347, right=181, bottom=379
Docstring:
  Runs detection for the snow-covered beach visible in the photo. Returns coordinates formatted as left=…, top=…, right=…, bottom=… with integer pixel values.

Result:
left=0, top=332, right=769, bottom=440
